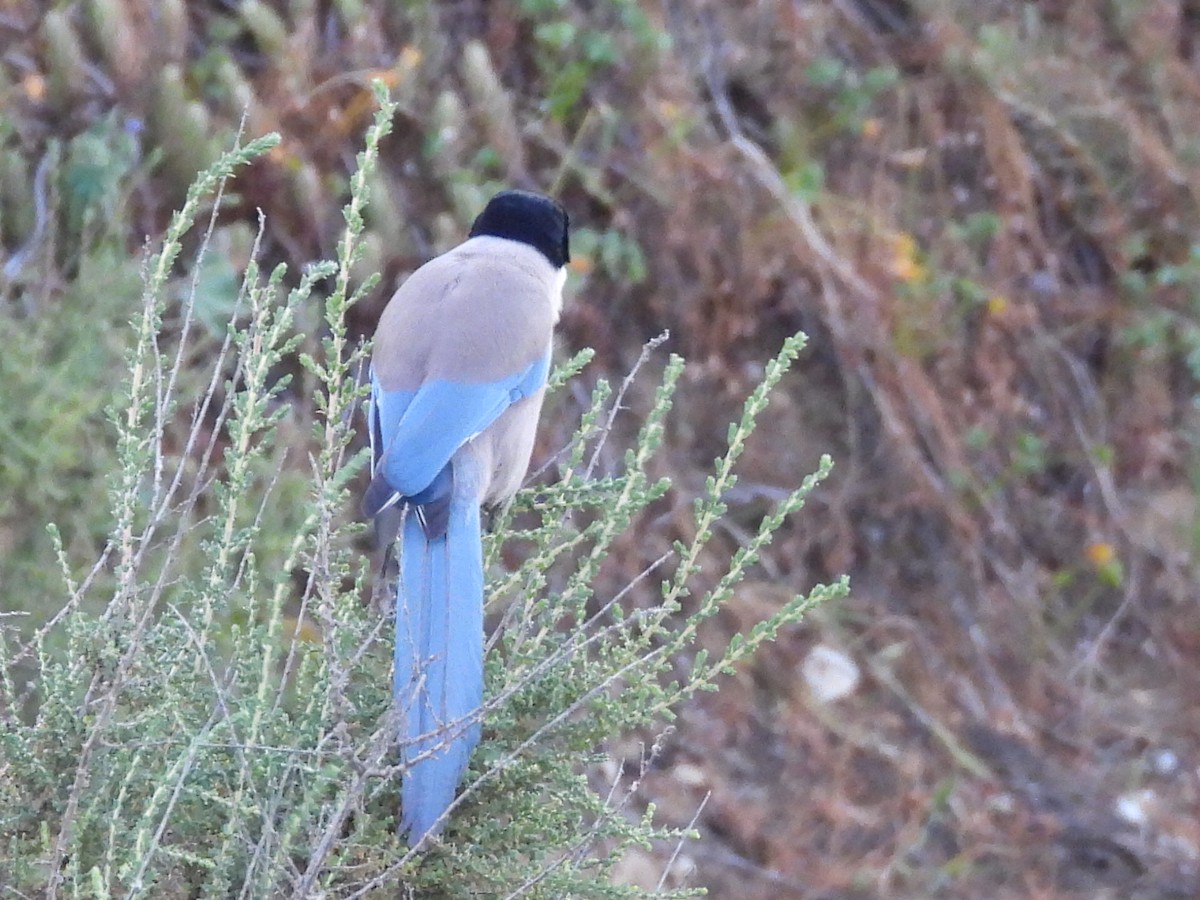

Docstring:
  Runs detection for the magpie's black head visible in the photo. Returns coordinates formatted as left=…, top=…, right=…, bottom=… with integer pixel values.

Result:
left=469, top=190, right=570, bottom=268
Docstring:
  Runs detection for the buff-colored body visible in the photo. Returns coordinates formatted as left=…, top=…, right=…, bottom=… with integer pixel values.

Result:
left=371, top=236, right=564, bottom=508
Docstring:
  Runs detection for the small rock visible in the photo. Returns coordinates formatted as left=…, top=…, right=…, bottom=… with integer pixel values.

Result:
left=801, top=644, right=860, bottom=703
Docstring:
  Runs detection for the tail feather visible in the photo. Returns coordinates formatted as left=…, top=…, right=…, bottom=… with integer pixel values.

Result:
left=395, top=451, right=484, bottom=842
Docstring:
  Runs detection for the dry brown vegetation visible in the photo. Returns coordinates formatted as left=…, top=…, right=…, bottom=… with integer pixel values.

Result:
left=3, top=0, right=1200, bottom=896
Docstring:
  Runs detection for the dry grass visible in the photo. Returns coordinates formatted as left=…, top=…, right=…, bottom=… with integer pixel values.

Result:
left=3, top=0, right=1200, bottom=896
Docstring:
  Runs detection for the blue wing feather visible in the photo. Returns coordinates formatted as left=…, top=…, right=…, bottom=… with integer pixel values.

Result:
left=366, top=351, right=550, bottom=516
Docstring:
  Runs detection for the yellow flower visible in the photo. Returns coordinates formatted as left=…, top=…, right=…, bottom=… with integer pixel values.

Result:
left=893, top=257, right=925, bottom=283
left=399, top=45, right=423, bottom=71
left=1085, top=542, right=1115, bottom=567
left=893, top=232, right=918, bottom=257
left=283, top=613, right=322, bottom=644
left=22, top=72, right=46, bottom=102
left=891, top=233, right=925, bottom=284
left=658, top=100, right=682, bottom=122
left=861, top=118, right=883, bottom=140
left=1085, top=542, right=1123, bottom=586
left=987, top=295, right=1009, bottom=316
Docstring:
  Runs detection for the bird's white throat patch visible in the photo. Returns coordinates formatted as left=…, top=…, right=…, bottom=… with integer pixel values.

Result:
left=552, top=266, right=567, bottom=319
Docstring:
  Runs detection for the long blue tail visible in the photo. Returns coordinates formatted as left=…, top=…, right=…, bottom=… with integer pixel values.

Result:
left=394, top=452, right=484, bottom=842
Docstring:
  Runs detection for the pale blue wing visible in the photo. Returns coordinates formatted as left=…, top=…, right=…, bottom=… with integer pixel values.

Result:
left=364, top=351, right=550, bottom=521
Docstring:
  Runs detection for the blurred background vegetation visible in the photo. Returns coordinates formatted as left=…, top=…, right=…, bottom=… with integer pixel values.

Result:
left=2, top=0, right=1200, bottom=896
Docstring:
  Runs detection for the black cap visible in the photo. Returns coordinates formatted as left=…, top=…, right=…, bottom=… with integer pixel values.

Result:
left=469, top=190, right=570, bottom=268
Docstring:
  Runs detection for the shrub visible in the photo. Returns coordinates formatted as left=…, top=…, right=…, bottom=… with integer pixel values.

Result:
left=0, top=86, right=844, bottom=898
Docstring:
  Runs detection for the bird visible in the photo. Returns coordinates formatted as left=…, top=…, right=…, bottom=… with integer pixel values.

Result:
left=362, top=189, right=570, bottom=843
